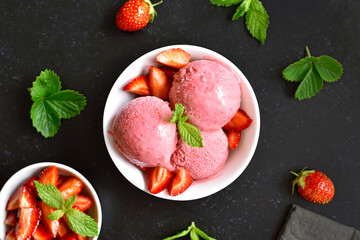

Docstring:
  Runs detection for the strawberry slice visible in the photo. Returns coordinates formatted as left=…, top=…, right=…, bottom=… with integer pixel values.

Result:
left=149, top=66, right=172, bottom=100
left=226, top=131, right=241, bottom=150
left=159, top=66, right=178, bottom=80
left=75, top=233, right=87, bottom=240
left=16, top=207, right=41, bottom=240
left=19, top=186, right=37, bottom=208
left=24, top=176, right=39, bottom=192
left=57, top=219, right=70, bottom=238
left=156, top=48, right=191, bottom=69
left=62, top=233, right=77, bottom=240
left=57, top=175, right=67, bottom=187
left=5, top=210, right=17, bottom=227
left=223, top=109, right=253, bottom=132
left=58, top=177, right=84, bottom=200
left=168, top=168, right=193, bottom=196
left=39, top=166, right=59, bottom=186
left=146, top=167, right=174, bottom=194
left=123, top=75, right=151, bottom=95
left=6, top=186, right=22, bottom=210
left=5, top=228, right=15, bottom=240
left=73, top=195, right=94, bottom=212
left=38, top=201, right=59, bottom=238
left=33, top=224, right=52, bottom=240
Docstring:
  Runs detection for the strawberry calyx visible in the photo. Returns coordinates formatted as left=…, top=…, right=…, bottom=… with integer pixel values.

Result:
left=290, top=167, right=315, bottom=194
left=143, top=0, right=162, bottom=23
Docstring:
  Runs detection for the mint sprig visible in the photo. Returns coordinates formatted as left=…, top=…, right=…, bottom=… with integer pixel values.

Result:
left=283, top=46, right=343, bottom=100
left=163, top=222, right=216, bottom=240
left=29, top=70, right=87, bottom=138
left=210, top=0, right=269, bottom=44
left=34, top=181, right=98, bottom=237
left=170, top=104, right=203, bottom=148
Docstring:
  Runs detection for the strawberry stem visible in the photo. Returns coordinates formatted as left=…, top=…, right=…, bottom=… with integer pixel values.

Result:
left=152, top=0, right=163, bottom=7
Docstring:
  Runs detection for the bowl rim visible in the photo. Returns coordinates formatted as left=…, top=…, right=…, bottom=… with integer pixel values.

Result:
left=103, top=44, right=261, bottom=201
left=0, top=162, right=102, bottom=240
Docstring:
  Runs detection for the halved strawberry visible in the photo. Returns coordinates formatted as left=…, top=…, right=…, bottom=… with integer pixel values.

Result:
left=6, top=186, right=22, bottom=210
left=62, top=232, right=77, bottom=240
left=57, top=175, right=67, bottom=187
left=38, top=201, right=59, bottom=238
left=33, top=224, right=52, bottom=240
left=156, top=48, right=191, bottom=69
left=5, top=228, right=15, bottom=240
left=73, top=195, right=94, bottom=212
left=58, top=177, right=84, bottom=200
left=123, top=75, right=151, bottom=95
left=19, top=186, right=37, bottom=208
left=39, top=166, right=59, bottom=186
left=16, top=207, right=41, bottom=240
left=149, top=66, right=172, bottom=100
left=5, top=210, right=17, bottom=227
left=159, top=66, right=178, bottom=80
left=23, top=176, right=39, bottom=192
left=223, top=109, right=253, bottom=132
left=75, top=233, right=87, bottom=240
left=57, top=219, right=70, bottom=238
left=226, top=131, right=241, bottom=150
left=168, top=168, right=193, bottom=196
left=146, top=167, right=174, bottom=194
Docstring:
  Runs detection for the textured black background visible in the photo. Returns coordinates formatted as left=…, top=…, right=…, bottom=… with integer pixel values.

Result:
left=1, top=0, right=360, bottom=239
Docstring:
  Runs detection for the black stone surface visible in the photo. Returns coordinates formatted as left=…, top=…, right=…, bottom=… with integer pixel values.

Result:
left=0, top=0, right=359, bottom=239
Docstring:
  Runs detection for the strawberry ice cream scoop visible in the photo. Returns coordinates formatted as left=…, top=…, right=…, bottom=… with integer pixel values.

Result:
left=112, top=96, right=177, bottom=171
left=171, top=129, right=229, bottom=180
left=169, top=60, right=241, bottom=131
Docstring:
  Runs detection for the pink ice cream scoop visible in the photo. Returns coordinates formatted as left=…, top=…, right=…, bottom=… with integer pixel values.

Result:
left=171, top=129, right=229, bottom=180
left=112, top=96, right=177, bottom=171
left=169, top=60, right=241, bottom=131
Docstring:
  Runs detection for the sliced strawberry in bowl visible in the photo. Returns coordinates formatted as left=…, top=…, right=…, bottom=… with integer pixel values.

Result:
left=146, top=167, right=174, bottom=194
left=73, top=194, right=94, bottom=212
left=123, top=75, right=151, bottom=96
left=23, top=176, right=39, bottom=193
left=39, top=165, right=59, bottom=186
left=6, top=186, right=22, bottom=211
left=159, top=66, right=178, bottom=80
left=62, top=232, right=78, bottom=240
left=5, top=210, right=17, bottom=227
left=58, top=218, right=70, bottom=238
left=149, top=66, right=172, bottom=100
left=168, top=168, right=193, bottom=196
left=226, top=131, right=241, bottom=150
left=57, top=174, right=68, bottom=187
left=16, top=207, right=41, bottom=240
left=19, top=186, right=38, bottom=208
left=5, top=228, right=16, bottom=240
left=156, top=48, right=191, bottom=69
left=58, top=177, right=84, bottom=200
left=223, top=109, right=253, bottom=132
left=32, top=223, right=52, bottom=240
left=38, top=201, right=59, bottom=238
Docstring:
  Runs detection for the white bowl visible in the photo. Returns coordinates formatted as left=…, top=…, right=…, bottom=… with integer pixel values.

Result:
left=0, top=162, right=102, bottom=239
left=103, top=44, right=260, bottom=201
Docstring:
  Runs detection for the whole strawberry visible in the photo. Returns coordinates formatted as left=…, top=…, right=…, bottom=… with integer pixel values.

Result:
left=115, top=0, right=162, bottom=31
left=291, top=168, right=335, bottom=204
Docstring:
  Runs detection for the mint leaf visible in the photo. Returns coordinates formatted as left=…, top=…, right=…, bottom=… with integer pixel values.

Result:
left=66, top=208, right=98, bottom=237
left=314, top=55, right=343, bottom=82
left=178, top=122, right=203, bottom=148
left=65, top=195, right=76, bottom=211
left=283, top=57, right=315, bottom=82
left=210, top=0, right=243, bottom=7
left=294, top=64, right=323, bottom=100
left=170, top=103, right=184, bottom=123
left=30, top=70, right=61, bottom=101
left=46, top=90, right=87, bottom=119
left=193, top=226, right=217, bottom=240
left=232, top=0, right=251, bottom=20
left=244, top=0, right=269, bottom=44
left=190, top=230, right=200, bottom=240
left=163, top=225, right=192, bottom=240
left=34, top=181, right=65, bottom=209
left=31, top=100, right=60, bottom=138
left=47, top=209, right=65, bottom=220
left=163, top=222, right=216, bottom=240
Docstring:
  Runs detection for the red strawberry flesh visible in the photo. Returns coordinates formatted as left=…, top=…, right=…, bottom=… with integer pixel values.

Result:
left=5, top=228, right=16, bottom=240
left=15, top=207, right=41, bottom=240
left=223, top=109, right=253, bottom=132
left=149, top=66, right=172, bottom=100
left=156, top=48, right=191, bottom=69
left=58, top=177, right=84, bottom=200
left=32, top=223, right=52, bottom=240
left=123, top=75, right=151, bottom=95
left=226, top=131, right=241, bottom=150
left=5, top=210, right=17, bottom=227
left=73, top=194, right=94, bottom=212
left=38, top=201, right=59, bottom=238
left=39, top=166, right=59, bottom=186
left=146, top=167, right=174, bottom=194
left=168, top=168, right=193, bottom=196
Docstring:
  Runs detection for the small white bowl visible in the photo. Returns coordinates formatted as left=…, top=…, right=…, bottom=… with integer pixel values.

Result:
left=103, top=44, right=260, bottom=201
left=0, top=162, right=102, bottom=239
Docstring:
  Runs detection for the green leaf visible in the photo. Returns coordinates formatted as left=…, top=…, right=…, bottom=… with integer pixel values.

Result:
left=314, top=55, right=343, bottom=82
left=232, top=0, right=251, bottom=20
left=65, top=195, right=76, bottom=211
left=194, top=226, right=217, bottom=240
left=210, top=0, right=243, bottom=7
left=294, top=64, right=323, bottom=100
left=162, top=225, right=192, bottom=240
left=46, top=209, right=65, bottom=221
left=46, top=90, right=87, bottom=119
left=30, top=70, right=61, bottom=101
left=170, top=103, right=184, bottom=123
left=190, top=230, right=200, bottom=240
left=34, top=181, right=65, bottom=209
left=283, top=57, right=316, bottom=82
left=30, top=100, right=60, bottom=138
left=244, top=0, right=269, bottom=44
left=178, top=122, right=203, bottom=148
left=66, top=208, right=98, bottom=237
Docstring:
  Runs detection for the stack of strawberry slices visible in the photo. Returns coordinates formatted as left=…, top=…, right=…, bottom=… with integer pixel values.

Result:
left=4, top=166, right=94, bottom=240
left=112, top=48, right=252, bottom=197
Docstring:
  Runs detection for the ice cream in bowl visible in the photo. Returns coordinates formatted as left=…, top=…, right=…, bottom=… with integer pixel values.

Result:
left=103, top=45, right=260, bottom=201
